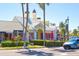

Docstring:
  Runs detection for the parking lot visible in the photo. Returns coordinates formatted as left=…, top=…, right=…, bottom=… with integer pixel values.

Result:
left=0, top=47, right=79, bottom=56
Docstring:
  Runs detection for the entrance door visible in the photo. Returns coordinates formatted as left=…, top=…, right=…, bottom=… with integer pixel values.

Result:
left=50, top=31, right=53, bottom=40
left=37, top=29, right=43, bottom=39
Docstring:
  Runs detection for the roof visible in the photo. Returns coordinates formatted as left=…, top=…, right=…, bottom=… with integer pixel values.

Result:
left=0, top=16, right=58, bottom=32
left=0, top=21, right=22, bottom=32
left=33, top=9, right=36, bottom=13
left=14, top=16, right=41, bottom=27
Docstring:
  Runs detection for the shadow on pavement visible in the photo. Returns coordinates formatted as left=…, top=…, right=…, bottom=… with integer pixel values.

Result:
left=17, top=49, right=53, bottom=56
left=52, top=48, right=76, bottom=52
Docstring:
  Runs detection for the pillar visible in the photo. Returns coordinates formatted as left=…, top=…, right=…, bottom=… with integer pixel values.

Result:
left=43, top=32, right=45, bottom=40
left=34, top=30, right=37, bottom=40
left=53, top=30, right=57, bottom=40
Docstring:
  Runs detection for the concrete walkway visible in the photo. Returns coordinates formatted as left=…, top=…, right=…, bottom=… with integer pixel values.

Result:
left=0, top=47, right=79, bottom=56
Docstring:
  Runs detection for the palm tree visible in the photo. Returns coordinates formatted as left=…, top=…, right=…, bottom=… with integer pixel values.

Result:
left=25, top=3, right=29, bottom=42
left=21, top=3, right=29, bottom=48
left=21, top=3, right=25, bottom=40
left=59, top=22, right=65, bottom=29
left=77, top=26, right=79, bottom=32
left=73, top=29, right=78, bottom=36
left=38, top=3, right=49, bottom=46
left=78, top=26, right=79, bottom=30
left=59, top=22, right=65, bottom=40
left=77, top=26, right=79, bottom=36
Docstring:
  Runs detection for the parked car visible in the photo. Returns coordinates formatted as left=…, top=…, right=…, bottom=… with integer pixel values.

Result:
left=63, top=36, right=79, bottom=50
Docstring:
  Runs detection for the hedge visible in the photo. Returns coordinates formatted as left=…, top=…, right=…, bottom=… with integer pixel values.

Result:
left=30, top=40, right=44, bottom=46
left=1, top=40, right=67, bottom=47
left=1, top=40, right=29, bottom=47
left=30, top=40, right=65, bottom=47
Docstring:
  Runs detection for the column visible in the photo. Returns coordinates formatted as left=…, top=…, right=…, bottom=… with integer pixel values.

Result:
left=34, top=30, right=37, bottom=40
left=53, top=30, right=57, bottom=40
left=43, top=32, right=45, bottom=40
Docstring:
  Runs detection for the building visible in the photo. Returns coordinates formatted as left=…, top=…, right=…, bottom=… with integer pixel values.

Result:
left=0, top=9, right=58, bottom=41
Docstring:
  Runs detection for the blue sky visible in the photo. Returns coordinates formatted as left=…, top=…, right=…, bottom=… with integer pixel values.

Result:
left=0, top=3, right=79, bottom=31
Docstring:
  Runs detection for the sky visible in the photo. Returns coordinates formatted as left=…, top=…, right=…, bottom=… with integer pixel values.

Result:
left=0, top=3, right=79, bottom=31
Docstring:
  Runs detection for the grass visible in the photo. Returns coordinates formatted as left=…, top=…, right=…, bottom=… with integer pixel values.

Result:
left=0, top=46, right=22, bottom=50
left=0, top=45, right=44, bottom=50
left=27, top=45, right=44, bottom=48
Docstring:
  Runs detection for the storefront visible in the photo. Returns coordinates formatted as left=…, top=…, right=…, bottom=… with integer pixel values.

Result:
left=0, top=32, right=6, bottom=42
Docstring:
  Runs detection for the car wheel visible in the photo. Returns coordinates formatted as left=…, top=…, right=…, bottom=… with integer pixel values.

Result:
left=64, top=45, right=71, bottom=50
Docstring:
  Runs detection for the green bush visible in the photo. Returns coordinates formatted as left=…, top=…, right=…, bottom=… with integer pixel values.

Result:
left=17, top=41, right=29, bottom=46
left=46, top=40, right=64, bottom=47
left=30, top=40, right=65, bottom=47
left=30, top=40, right=44, bottom=46
left=1, top=40, right=29, bottom=47
left=54, top=41, right=64, bottom=47
left=45, top=41, right=54, bottom=47
left=1, top=40, right=15, bottom=47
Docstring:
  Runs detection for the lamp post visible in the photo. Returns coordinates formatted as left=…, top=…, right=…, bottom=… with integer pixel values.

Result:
left=65, top=16, right=69, bottom=40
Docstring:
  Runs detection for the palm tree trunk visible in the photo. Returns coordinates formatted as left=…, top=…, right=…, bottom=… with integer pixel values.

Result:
left=43, top=4, right=45, bottom=46
left=38, top=3, right=49, bottom=46
left=26, top=3, right=29, bottom=42
left=21, top=3, right=25, bottom=40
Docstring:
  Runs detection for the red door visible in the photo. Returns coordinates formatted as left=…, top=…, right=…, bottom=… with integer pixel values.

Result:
left=50, top=31, right=53, bottom=40
left=45, top=33, right=49, bottom=40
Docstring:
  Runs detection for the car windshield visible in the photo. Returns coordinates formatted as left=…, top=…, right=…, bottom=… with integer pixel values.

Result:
left=69, top=38, right=76, bottom=42
left=69, top=36, right=77, bottom=42
left=68, top=36, right=79, bottom=42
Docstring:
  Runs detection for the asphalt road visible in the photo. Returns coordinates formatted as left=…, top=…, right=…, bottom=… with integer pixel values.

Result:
left=0, top=47, right=79, bottom=56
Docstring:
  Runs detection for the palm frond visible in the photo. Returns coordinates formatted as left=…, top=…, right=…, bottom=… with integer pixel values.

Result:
left=38, top=3, right=49, bottom=10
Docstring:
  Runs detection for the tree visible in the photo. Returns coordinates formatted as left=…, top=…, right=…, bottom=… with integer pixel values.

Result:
left=77, top=26, right=79, bottom=36
left=38, top=3, right=49, bottom=46
left=59, top=22, right=65, bottom=39
left=21, top=3, right=25, bottom=40
left=15, top=34, right=22, bottom=46
left=77, top=26, right=79, bottom=32
left=59, top=22, right=65, bottom=29
left=73, top=29, right=78, bottom=36
left=25, top=3, right=29, bottom=42
left=21, top=3, right=29, bottom=48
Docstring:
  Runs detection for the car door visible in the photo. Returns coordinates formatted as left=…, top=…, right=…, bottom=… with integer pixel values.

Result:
left=76, top=39, right=79, bottom=48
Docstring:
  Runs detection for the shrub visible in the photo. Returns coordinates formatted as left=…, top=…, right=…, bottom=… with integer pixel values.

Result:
left=1, top=40, right=15, bottom=47
left=45, top=41, right=54, bottom=47
left=1, top=40, right=29, bottom=47
left=30, top=40, right=44, bottom=46
left=17, top=41, right=29, bottom=46
left=54, top=41, right=64, bottom=47
left=30, top=40, right=65, bottom=47
left=46, top=40, right=64, bottom=47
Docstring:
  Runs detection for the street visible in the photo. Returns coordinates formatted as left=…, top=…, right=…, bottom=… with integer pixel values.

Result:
left=0, top=47, right=79, bottom=56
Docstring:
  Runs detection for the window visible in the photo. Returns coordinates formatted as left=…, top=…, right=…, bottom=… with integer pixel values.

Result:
left=77, top=39, right=79, bottom=42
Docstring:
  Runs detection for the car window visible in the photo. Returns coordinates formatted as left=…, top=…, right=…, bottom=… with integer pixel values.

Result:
left=77, top=39, right=79, bottom=42
left=69, top=38, right=76, bottom=42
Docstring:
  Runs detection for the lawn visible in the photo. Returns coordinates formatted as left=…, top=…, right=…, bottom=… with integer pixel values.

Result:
left=0, top=45, right=44, bottom=50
